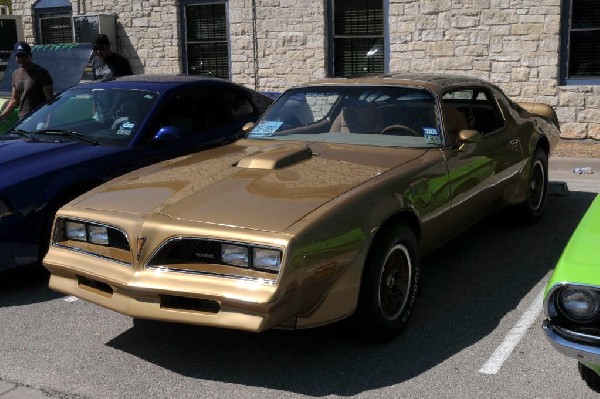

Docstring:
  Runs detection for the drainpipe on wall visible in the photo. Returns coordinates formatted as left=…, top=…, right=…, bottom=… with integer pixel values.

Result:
left=252, top=0, right=259, bottom=91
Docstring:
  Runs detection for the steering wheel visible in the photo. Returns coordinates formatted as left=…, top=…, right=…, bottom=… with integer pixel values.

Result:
left=379, top=124, right=419, bottom=136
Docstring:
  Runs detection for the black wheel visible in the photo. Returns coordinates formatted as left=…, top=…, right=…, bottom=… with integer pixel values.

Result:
left=517, top=147, right=548, bottom=223
left=354, top=224, right=420, bottom=341
left=579, top=362, right=600, bottom=391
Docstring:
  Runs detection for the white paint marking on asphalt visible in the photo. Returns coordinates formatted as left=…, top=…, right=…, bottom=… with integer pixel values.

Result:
left=63, top=296, right=79, bottom=303
left=479, top=287, right=544, bottom=375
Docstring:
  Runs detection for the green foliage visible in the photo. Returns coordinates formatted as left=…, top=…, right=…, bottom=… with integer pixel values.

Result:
left=0, top=0, right=11, bottom=12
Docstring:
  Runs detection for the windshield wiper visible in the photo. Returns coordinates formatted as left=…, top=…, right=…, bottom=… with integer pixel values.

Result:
left=6, top=128, right=31, bottom=138
left=35, top=129, right=99, bottom=146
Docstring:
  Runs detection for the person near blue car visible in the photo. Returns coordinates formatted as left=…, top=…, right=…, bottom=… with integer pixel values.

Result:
left=0, top=41, right=53, bottom=122
left=91, top=34, right=133, bottom=80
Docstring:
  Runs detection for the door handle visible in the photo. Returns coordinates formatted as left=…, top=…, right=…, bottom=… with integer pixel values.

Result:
left=509, top=138, right=519, bottom=146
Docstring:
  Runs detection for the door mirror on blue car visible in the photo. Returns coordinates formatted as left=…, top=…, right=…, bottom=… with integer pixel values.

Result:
left=152, top=126, right=182, bottom=143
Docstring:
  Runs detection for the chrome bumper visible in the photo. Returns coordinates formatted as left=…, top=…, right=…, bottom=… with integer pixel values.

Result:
left=543, top=319, right=600, bottom=365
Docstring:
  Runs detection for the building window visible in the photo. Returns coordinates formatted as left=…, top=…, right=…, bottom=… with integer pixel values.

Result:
left=327, top=0, right=387, bottom=77
left=560, top=0, right=600, bottom=85
left=33, top=0, right=73, bottom=44
left=39, top=12, right=73, bottom=44
left=181, top=1, right=229, bottom=79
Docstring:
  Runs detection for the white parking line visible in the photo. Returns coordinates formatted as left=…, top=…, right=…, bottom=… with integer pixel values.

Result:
left=479, top=287, right=544, bottom=375
left=63, top=295, right=79, bottom=303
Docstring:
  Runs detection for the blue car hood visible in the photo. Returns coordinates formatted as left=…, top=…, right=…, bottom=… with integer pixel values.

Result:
left=0, top=138, right=127, bottom=188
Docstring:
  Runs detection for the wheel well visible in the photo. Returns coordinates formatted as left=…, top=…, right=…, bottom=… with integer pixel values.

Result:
left=536, top=136, right=550, bottom=157
left=368, top=210, right=421, bottom=257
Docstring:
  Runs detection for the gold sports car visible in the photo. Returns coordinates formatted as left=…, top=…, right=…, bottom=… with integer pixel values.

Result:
left=43, top=74, right=560, bottom=340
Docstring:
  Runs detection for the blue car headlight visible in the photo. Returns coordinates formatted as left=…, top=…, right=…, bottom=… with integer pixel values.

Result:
left=558, top=286, right=600, bottom=322
left=0, top=199, right=14, bottom=218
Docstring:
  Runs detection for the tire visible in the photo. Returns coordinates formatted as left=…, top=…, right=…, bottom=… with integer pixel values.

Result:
left=517, top=147, right=548, bottom=223
left=354, top=224, right=420, bottom=341
left=578, top=362, right=600, bottom=391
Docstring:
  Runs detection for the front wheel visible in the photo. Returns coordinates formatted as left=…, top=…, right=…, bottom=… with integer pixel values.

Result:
left=354, top=224, right=420, bottom=341
left=517, top=147, right=548, bottom=223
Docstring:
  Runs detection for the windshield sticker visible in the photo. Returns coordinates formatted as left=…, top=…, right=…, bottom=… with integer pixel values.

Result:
left=423, top=127, right=441, bottom=145
left=117, top=122, right=135, bottom=136
left=248, top=121, right=283, bottom=137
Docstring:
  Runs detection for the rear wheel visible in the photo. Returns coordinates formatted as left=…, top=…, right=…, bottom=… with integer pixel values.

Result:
left=354, top=224, right=420, bottom=341
left=517, top=147, right=548, bottom=223
left=578, top=362, right=600, bottom=391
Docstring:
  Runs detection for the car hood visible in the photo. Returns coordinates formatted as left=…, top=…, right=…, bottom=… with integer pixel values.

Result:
left=0, top=137, right=126, bottom=188
left=73, top=139, right=428, bottom=233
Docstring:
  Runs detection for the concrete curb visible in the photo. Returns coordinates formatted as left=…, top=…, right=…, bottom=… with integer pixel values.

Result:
left=0, top=380, right=53, bottom=398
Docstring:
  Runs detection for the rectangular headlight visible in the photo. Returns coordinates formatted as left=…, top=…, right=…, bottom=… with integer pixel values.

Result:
left=65, top=221, right=87, bottom=241
left=0, top=200, right=13, bottom=218
left=88, top=224, right=109, bottom=245
left=222, top=244, right=249, bottom=267
left=253, top=248, right=281, bottom=273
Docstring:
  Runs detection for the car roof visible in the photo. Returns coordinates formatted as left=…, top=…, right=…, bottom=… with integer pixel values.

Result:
left=302, top=73, right=497, bottom=93
left=74, top=74, right=243, bottom=93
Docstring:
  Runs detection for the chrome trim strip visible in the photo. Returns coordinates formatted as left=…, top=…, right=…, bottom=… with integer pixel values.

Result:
left=52, top=243, right=133, bottom=267
left=145, top=265, right=276, bottom=285
left=543, top=319, right=600, bottom=365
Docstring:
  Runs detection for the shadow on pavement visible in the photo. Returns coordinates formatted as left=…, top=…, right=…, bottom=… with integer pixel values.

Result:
left=105, top=191, right=595, bottom=396
left=0, top=264, right=62, bottom=306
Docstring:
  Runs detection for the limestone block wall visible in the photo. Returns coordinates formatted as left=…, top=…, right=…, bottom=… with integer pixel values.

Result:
left=8, top=0, right=600, bottom=140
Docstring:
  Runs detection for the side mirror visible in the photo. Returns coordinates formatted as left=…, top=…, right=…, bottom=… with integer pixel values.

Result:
left=458, top=129, right=482, bottom=151
left=152, top=126, right=182, bottom=143
left=242, top=121, right=256, bottom=133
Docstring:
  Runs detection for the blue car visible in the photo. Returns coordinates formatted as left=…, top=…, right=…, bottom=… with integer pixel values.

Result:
left=0, top=75, right=273, bottom=271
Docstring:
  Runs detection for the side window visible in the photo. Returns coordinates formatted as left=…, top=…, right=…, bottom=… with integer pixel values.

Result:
left=442, top=89, right=504, bottom=135
left=156, top=90, right=214, bottom=136
left=229, top=90, right=256, bottom=120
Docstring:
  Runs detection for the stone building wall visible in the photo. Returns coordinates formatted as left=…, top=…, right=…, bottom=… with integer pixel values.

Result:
left=8, top=0, right=600, bottom=140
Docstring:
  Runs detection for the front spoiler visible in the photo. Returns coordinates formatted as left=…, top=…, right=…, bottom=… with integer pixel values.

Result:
left=543, top=319, right=600, bottom=366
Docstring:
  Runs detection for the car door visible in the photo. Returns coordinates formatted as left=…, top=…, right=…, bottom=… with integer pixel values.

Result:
left=441, top=87, right=523, bottom=233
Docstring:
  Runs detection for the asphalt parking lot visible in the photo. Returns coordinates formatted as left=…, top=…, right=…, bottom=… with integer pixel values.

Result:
left=1, top=156, right=600, bottom=399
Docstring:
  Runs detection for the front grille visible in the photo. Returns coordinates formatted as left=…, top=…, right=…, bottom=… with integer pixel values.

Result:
left=148, top=239, right=221, bottom=266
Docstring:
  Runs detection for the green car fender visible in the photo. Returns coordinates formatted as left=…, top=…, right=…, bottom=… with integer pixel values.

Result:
left=544, top=194, right=600, bottom=294
left=0, top=97, right=19, bottom=135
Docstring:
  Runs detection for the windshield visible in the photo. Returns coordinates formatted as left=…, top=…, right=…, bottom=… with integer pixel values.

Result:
left=15, top=87, right=159, bottom=147
left=247, top=86, right=442, bottom=148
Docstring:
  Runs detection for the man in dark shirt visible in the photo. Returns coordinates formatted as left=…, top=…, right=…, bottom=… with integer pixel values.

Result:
left=0, top=41, right=53, bottom=122
left=92, top=34, right=134, bottom=80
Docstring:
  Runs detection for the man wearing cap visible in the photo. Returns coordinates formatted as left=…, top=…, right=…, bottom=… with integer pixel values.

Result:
left=92, top=34, right=133, bottom=80
left=0, top=41, right=53, bottom=122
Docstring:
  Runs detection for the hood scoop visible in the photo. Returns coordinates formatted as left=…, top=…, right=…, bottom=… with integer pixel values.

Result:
left=236, top=143, right=313, bottom=170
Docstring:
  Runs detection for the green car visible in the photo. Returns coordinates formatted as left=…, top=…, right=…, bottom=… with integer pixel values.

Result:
left=543, top=194, right=600, bottom=391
